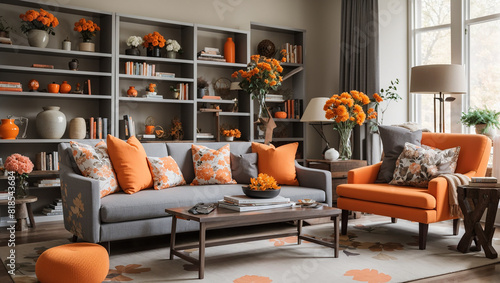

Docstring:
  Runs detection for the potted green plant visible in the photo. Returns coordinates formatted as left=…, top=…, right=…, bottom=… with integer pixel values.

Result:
left=460, top=107, right=500, bottom=139
left=197, top=77, right=209, bottom=98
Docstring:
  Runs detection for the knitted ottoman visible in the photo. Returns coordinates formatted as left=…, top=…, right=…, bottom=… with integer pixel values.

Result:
left=35, top=243, right=109, bottom=283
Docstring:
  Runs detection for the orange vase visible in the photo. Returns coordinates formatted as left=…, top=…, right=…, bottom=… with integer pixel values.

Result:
left=127, top=86, right=138, bottom=97
left=60, top=81, right=71, bottom=93
left=224, top=37, right=235, bottom=63
left=48, top=82, right=60, bottom=93
left=0, top=119, right=19, bottom=139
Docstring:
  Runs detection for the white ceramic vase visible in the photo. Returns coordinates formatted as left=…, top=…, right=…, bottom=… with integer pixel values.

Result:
left=27, top=30, right=49, bottom=48
left=69, top=117, right=86, bottom=139
left=324, top=148, right=340, bottom=161
left=79, top=41, right=95, bottom=52
left=36, top=106, right=67, bottom=139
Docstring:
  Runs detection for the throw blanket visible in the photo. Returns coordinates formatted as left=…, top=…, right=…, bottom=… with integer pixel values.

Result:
left=439, top=173, right=471, bottom=218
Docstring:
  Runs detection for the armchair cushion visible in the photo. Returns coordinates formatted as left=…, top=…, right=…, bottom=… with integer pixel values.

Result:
left=376, top=125, right=422, bottom=183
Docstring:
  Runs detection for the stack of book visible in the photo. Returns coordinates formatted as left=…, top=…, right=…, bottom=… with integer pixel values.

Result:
left=469, top=177, right=499, bottom=187
left=196, top=133, right=215, bottom=139
left=218, top=195, right=294, bottom=212
left=197, top=47, right=226, bottom=62
left=264, top=94, right=284, bottom=102
left=33, top=178, right=61, bottom=188
left=0, top=37, right=12, bottom=45
left=0, top=192, right=9, bottom=200
left=0, top=81, right=22, bottom=92
left=42, top=198, right=63, bottom=216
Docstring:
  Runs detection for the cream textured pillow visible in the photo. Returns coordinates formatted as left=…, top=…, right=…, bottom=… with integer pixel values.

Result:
left=147, top=156, right=186, bottom=190
left=191, top=144, right=236, bottom=185
left=70, top=141, right=120, bottom=198
left=390, top=143, right=461, bottom=187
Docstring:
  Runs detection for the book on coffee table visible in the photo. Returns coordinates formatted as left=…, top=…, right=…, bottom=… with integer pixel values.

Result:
left=223, top=195, right=290, bottom=205
left=218, top=201, right=294, bottom=212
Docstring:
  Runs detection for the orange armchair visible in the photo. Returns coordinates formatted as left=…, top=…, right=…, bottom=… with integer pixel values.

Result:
left=337, top=133, right=492, bottom=249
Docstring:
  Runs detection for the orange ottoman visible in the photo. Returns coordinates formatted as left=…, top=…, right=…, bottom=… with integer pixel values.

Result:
left=35, top=243, right=109, bottom=283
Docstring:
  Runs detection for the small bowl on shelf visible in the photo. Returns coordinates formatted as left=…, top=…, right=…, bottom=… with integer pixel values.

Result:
left=242, top=186, right=281, bottom=199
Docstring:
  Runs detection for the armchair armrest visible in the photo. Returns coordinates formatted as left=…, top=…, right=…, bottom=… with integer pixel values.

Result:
left=347, top=162, right=382, bottom=184
left=60, top=170, right=102, bottom=243
left=295, top=161, right=332, bottom=206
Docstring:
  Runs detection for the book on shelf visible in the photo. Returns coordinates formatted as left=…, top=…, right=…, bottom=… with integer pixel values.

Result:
left=142, top=93, right=163, bottom=99
left=155, top=72, right=175, bottom=78
left=86, top=116, right=109, bottom=139
left=197, top=56, right=227, bottom=62
left=35, top=151, right=59, bottom=171
left=196, top=133, right=215, bottom=139
left=0, top=87, right=22, bottom=92
left=218, top=201, right=294, bottom=212
left=468, top=182, right=500, bottom=188
left=0, top=37, right=12, bottom=44
left=0, top=192, right=9, bottom=200
left=32, top=64, right=54, bottom=69
left=175, top=83, right=189, bottom=100
left=201, top=95, right=221, bottom=100
left=223, top=195, right=291, bottom=205
left=470, top=177, right=497, bottom=183
left=200, top=47, right=221, bottom=55
left=0, top=81, right=22, bottom=92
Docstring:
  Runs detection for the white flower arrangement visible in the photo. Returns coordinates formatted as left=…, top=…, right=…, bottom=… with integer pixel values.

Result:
left=166, top=39, right=181, bottom=52
left=126, top=35, right=144, bottom=48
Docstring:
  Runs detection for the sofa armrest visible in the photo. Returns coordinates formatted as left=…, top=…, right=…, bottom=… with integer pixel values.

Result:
left=295, top=161, right=332, bottom=206
left=347, top=162, right=382, bottom=184
left=60, top=170, right=102, bottom=243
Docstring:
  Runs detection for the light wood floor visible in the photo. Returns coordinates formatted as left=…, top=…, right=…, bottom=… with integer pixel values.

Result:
left=1, top=219, right=500, bottom=282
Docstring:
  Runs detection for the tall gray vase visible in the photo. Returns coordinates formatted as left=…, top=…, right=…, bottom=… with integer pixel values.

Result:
left=36, top=106, right=66, bottom=139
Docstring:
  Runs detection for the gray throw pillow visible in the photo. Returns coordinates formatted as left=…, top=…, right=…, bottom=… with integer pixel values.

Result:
left=230, top=153, right=258, bottom=184
left=375, top=125, right=422, bottom=183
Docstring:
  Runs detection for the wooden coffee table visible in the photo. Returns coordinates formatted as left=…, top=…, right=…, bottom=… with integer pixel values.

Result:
left=165, top=205, right=341, bottom=279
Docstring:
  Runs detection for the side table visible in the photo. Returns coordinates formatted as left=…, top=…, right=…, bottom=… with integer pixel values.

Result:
left=457, top=185, right=500, bottom=259
left=305, top=159, right=367, bottom=205
left=0, top=195, right=37, bottom=231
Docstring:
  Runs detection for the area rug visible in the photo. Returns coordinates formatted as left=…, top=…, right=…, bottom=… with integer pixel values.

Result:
left=2, top=217, right=500, bottom=283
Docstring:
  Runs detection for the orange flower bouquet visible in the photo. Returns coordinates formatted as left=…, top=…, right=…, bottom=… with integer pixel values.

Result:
left=74, top=18, right=100, bottom=42
left=249, top=173, right=281, bottom=191
left=142, top=31, right=166, bottom=49
left=324, top=90, right=379, bottom=160
left=169, top=117, right=183, bottom=140
left=19, top=8, right=59, bottom=35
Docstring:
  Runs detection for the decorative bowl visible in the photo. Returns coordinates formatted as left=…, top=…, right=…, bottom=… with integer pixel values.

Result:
left=242, top=186, right=280, bottom=199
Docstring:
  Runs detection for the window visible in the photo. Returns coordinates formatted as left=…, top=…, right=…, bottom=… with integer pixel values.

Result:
left=410, top=0, right=500, bottom=132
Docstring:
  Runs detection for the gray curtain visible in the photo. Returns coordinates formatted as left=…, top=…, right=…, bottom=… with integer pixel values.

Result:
left=339, top=0, right=380, bottom=164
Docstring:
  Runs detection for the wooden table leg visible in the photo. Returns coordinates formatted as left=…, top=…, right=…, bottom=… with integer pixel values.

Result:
left=333, top=215, right=339, bottom=258
left=27, top=203, right=35, bottom=228
left=169, top=216, right=177, bottom=260
left=297, top=219, right=303, bottom=245
left=481, top=192, right=499, bottom=259
left=15, top=203, right=28, bottom=231
left=199, top=222, right=206, bottom=279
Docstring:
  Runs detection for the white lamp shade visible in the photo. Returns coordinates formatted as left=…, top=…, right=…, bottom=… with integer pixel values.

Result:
left=300, top=97, right=331, bottom=122
left=410, top=64, right=466, bottom=94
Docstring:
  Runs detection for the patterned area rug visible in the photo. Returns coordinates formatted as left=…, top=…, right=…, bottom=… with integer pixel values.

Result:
left=2, top=216, right=500, bottom=283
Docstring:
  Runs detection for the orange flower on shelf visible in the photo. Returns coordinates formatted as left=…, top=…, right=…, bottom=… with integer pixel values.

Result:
left=221, top=128, right=241, bottom=138
left=142, top=31, right=166, bottom=49
left=249, top=173, right=281, bottom=191
left=74, top=18, right=100, bottom=42
left=19, top=8, right=59, bottom=35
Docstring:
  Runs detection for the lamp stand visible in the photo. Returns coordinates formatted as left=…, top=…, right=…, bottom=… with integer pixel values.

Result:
left=433, top=92, right=445, bottom=133
left=311, top=122, right=330, bottom=154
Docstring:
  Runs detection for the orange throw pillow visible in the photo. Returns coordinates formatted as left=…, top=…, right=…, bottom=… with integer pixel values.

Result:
left=106, top=135, right=153, bottom=194
left=191, top=144, right=236, bottom=185
left=251, top=142, right=299, bottom=185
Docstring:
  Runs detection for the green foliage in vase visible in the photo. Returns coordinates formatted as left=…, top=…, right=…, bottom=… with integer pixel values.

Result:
left=460, top=107, right=500, bottom=133
left=370, top=78, right=402, bottom=133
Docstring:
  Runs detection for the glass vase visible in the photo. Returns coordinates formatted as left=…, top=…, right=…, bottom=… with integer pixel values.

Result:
left=337, top=127, right=353, bottom=160
left=256, top=96, right=269, bottom=140
left=15, top=176, right=28, bottom=199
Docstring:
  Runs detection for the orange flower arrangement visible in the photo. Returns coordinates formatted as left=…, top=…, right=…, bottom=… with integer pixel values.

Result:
left=221, top=128, right=241, bottom=138
left=169, top=117, right=183, bottom=140
left=74, top=18, right=100, bottom=42
left=231, top=51, right=287, bottom=100
left=324, top=90, right=379, bottom=159
left=249, top=173, right=281, bottom=191
left=142, top=31, right=166, bottom=49
left=19, top=8, right=59, bottom=35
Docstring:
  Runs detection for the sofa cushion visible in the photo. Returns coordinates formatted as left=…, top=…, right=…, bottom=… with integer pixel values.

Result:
left=230, top=153, right=258, bottom=184
left=191, top=144, right=236, bottom=185
left=389, top=143, right=461, bottom=187
left=167, top=142, right=252, bottom=184
left=336, top=183, right=436, bottom=210
left=376, top=125, right=422, bottom=183
left=100, top=185, right=327, bottom=223
left=147, top=156, right=186, bottom=190
left=106, top=135, right=153, bottom=194
left=251, top=142, right=299, bottom=185
left=69, top=141, right=120, bottom=198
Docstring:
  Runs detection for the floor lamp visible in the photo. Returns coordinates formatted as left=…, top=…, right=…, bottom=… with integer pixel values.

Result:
left=300, top=97, right=333, bottom=154
left=410, top=64, right=466, bottom=133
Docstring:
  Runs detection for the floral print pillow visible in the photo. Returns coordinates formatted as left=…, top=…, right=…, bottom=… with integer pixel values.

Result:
left=191, top=144, right=236, bottom=185
left=147, top=156, right=186, bottom=189
left=389, top=142, right=461, bottom=187
left=70, top=141, right=120, bottom=198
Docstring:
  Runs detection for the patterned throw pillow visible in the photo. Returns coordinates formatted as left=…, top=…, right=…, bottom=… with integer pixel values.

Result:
left=191, top=144, right=236, bottom=185
left=147, top=156, right=186, bottom=190
left=390, top=142, right=461, bottom=187
left=70, top=141, right=120, bottom=198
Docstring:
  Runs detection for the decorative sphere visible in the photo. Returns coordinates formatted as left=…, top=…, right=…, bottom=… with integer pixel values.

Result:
left=324, top=148, right=339, bottom=161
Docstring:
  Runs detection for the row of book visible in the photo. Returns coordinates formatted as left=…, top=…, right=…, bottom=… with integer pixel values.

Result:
left=33, top=178, right=61, bottom=188
left=87, top=117, right=109, bottom=140
left=35, top=151, right=59, bottom=171
left=42, top=198, right=63, bottom=216
left=124, top=62, right=157, bottom=77
left=218, top=195, right=294, bottom=212
left=468, top=177, right=500, bottom=187
left=0, top=81, right=22, bottom=92
left=265, top=98, right=303, bottom=120
left=121, top=115, right=136, bottom=139
left=175, top=83, right=189, bottom=100
left=283, top=43, right=303, bottom=64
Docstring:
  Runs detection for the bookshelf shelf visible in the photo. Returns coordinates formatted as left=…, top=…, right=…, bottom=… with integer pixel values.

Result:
left=119, top=74, right=193, bottom=82
left=118, top=54, right=193, bottom=64
left=119, top=97, right=194, bottom=104
left=0, top=65, right=112, bottom=77
left=0, top=44, right=112, bottom=58
left=0, top=91, right=112, bottom=100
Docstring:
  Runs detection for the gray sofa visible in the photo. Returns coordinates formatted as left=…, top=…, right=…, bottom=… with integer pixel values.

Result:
left=58, top=141, right=332, bottom=247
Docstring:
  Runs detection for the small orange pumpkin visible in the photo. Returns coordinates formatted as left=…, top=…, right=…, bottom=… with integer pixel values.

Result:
left=274, top=111, right=287, bottom=119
